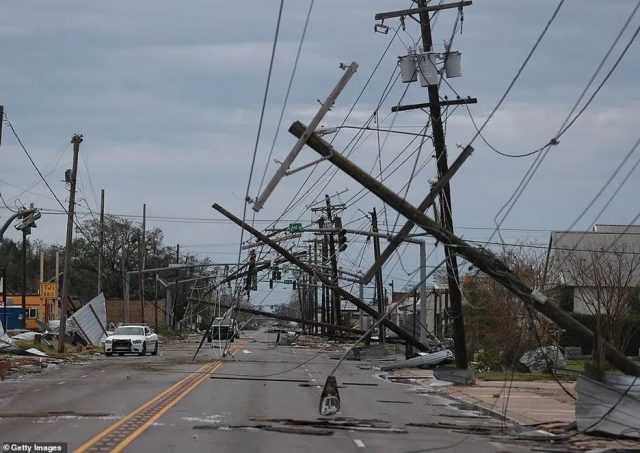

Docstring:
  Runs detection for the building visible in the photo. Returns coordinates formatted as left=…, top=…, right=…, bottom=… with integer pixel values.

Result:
left=0, top=294, right=53, bottom=330
left=546, top=224, right=640, bottom=315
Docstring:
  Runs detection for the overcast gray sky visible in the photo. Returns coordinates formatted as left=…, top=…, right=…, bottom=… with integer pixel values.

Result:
left=2, top=1, right=640, bottom=302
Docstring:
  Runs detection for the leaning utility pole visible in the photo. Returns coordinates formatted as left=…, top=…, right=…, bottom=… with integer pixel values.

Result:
left=370, top=208, right=386, bottom=343
left=289, top=121, right=640, bottom=376
left=97, top=189, right=104, bottom=294
left=59, top=134, right=82, bottom=353
left=212, top=203, right=431, bottom=351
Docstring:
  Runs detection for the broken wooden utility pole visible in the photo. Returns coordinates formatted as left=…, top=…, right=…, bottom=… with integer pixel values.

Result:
left=212, top=203, right=432, bottom=352
left=360, top=144, right=474, bottom=284
left=252, top=62, right=358, bottom=212
left=288, top=121, right=640, bottom=377
left=59, top=134, right=82, bottom=353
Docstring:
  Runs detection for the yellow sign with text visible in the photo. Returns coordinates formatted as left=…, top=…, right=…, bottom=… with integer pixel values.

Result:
left=40, top=282, right=58, bottom=299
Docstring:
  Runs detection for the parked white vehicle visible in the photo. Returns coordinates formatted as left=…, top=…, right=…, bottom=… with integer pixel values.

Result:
left=104, top=325, right=158, bottom=356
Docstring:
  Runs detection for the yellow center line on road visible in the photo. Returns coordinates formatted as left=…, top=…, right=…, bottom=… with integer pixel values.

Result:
left=75, top=342, right=245, bottom=453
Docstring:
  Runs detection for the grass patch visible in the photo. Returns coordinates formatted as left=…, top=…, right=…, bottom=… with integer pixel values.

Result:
left=477, top=370, right=575, bottom=382
left=14, top=340, right=89, bottom=357
left=565, top=359, right=586, bottom=372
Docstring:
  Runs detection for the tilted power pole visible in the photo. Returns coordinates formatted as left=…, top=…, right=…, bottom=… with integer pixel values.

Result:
left=212, top=203, right=432, bottom=352
left=289, top=121, right=640, bottom=376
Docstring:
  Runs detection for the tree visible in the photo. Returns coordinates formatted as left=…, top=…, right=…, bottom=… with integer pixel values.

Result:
left=559, top=244, right=640, bottom=353
left=0, top=237, right=50, bottom=293
left=462, top=243, right=555, bottom=370
left=70, top=216, right=177, bottom=302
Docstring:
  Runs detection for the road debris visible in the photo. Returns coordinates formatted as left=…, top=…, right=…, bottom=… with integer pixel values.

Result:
left=380, top=349, right=453, bottom=371
left=193, top=423, right=334, bottom=436
left=250, top=416, right=409, bottom=434
left=0, top=411, right=113, bottom=418
left=519, top=346, right=566, bottom=373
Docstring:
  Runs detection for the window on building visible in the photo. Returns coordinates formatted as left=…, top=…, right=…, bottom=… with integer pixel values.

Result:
left=27, top=308, right=37, bottom=319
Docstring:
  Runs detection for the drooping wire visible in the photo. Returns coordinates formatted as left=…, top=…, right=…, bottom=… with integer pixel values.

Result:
left=255, top=0, right=315, bottom=199
left=488, top=0, right=640, bottom=245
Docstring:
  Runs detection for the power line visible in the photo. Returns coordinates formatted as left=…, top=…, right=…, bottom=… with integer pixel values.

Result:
left=256, top=0, right=315, bottom=199
left=465, top=0, right=566, bottom=149
left=234, top=0, right=285, bottom=294
left=489, top=1, right=640, bottom=245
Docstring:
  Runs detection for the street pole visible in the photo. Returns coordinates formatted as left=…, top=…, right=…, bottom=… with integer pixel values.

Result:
left=139, top=203, right=146, bottom=324
left=1, top=268, right=6, bottom=330
left=122, top=242, right=129, bottom=323
left=359, top=283, right=365, bottom=331
left=55, top=251, right=60, bottom=319
left=325, top=195, right=342, bottom=327
left=419, top=240, right=428, bottom=342
left=313, top=240, right=318, bottom=334
left=319, top=218, right=329, bottom=332
left=40, top=250, right=44, bottom=286
left=174, top=244, right=179, bottom=330
left=415, top=0, right=467, bottom=369
left=371, top=208, right=386, bottom=343
left=98, top=189, right=104, bottom=294
left=59, top=134, right=82, bottom=352
left=22, top=230, right=27, bottom=329
left=154, top=272, right=159, bottom=332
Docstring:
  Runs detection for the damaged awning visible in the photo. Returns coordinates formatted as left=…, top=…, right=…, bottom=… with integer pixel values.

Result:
left=67, top=293, right=108, bottom=345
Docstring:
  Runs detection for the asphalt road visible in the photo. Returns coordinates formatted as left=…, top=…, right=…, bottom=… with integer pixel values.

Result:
left=0, top=332, right=526, bottom=452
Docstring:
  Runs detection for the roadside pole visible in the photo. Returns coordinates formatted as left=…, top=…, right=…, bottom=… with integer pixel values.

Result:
left=1, top=268, right=6, bottom=330
left=98, top=189, right=104, bottom=294
left=416, top=0, right=467, bottom=369
left=370, top=208, right=386, bottom=343
left=59, top=134, right=82, bottom=353
left=22, top=230, right=27, bottom=329
left=324, top=195, right=342, bottom=327
left=139, top=203, right=146, bottom=324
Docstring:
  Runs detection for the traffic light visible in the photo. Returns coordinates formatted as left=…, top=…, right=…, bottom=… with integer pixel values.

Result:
left=245, top=250, right=257, bottom=292
left=14, top=210, right=41, bottom=236
left=335, top=217, right=347, bottom=252
left=338, top=228, right=347, bottom=251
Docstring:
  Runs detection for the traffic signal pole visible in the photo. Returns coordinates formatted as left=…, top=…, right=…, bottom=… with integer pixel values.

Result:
left=212, top=203, right=432, bottom=352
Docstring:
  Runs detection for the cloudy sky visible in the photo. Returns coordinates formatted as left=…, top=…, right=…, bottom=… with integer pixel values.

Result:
left=2, top=1, right=640, bottom=302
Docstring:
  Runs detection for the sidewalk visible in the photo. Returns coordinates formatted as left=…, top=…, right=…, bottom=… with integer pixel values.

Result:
left=385, top=368, right=576, bottom=425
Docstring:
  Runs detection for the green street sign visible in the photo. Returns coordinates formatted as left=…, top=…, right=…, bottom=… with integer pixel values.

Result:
left=288, top=223, right=303, bottom=233
left=283, top=279, right=293, bottom=284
